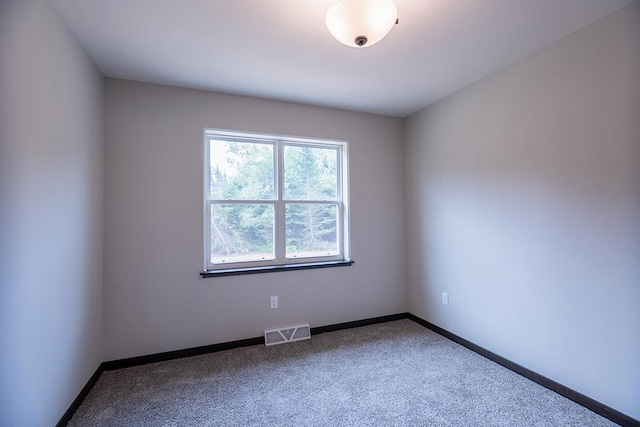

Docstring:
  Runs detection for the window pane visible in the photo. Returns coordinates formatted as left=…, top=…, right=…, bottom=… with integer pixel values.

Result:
left=284, top=145, right=337, bottom=200
left=211, top=203, right=274, bottom=264
left=209, top=139, right=275, bottom=200
left=286, top=203, right=338, bottom=259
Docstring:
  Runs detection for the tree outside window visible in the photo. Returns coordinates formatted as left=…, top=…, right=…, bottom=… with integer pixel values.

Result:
left=204, top=130, right=349, bottom=270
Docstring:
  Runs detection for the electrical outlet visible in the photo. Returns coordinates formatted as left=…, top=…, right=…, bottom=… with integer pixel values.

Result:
left=442, top=292, right=449, bottom=306
left=270, top=296, right=278, bottom=309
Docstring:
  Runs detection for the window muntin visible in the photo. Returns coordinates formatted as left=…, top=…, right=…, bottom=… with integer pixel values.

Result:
left=205, top=130, right=349, bottom=271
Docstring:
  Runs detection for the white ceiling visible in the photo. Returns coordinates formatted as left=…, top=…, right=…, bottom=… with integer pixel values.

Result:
left=50, top=0, right=632, bottom=117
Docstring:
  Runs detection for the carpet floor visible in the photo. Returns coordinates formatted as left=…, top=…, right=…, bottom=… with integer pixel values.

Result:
left=69, top=319, right=617, bottom=426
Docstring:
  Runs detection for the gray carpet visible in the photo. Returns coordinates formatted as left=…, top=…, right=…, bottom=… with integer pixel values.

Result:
left=69, top=320, right=617, bottom=426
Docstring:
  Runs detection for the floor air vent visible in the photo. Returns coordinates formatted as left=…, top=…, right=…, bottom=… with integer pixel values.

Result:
left=264, top=324, right=311, bottom=346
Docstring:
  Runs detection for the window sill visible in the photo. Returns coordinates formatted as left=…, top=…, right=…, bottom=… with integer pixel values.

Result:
left=200, top=260, right=354, bottom=278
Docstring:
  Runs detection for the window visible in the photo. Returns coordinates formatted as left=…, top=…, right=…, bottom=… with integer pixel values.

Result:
left=204, top=129, right=350, bottom=273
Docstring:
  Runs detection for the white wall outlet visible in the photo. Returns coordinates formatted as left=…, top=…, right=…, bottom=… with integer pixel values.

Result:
left=442, top=292, right=449, bottom=306
left=270, top=296, right=278, bottom=309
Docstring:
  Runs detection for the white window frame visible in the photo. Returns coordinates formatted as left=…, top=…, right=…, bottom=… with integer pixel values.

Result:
left=204, top=128, right=351, bottom=271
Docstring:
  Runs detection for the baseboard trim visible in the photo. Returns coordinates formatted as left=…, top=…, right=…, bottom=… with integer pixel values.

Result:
left=311, top=312, right=409, bottom=335
left=56, top=363, right=105, bottom=427
left=407, top=313, right=639, bottom=427
left=61, top=313, right=637, bottom=427
left=57, top=313, right=409, bottom=425
left=102, top=336, right=265, bottom=371
left=103, top=313, right=409, bottom=371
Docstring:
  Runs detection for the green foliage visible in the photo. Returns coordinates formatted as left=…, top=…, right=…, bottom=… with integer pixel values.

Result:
left=211, top=204, right=273, bottom=262
left=285, top=204, right=337, bottom=257
left=210, top=140, right=274, bottom=200
left=284, top=145, right=337, bottom=200
left=210, top=141, right=339, bottom=263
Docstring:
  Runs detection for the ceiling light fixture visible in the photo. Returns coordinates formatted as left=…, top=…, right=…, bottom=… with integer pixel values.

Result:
left=326, top=0, right=398, bottom=48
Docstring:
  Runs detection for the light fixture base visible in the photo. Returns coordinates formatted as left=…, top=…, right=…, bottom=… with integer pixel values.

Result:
left=354, top=35, right=368, bottom=47
left=326, top=0, right=398, bottom=48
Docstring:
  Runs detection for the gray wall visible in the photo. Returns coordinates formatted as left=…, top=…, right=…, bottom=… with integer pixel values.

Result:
left=0, top=1, right=104, bottom=426
left=405, top=2, right=640, bottom=419
left=103, top=79, right=406, bottom=360
left=1, top=0, right=636, bottom=422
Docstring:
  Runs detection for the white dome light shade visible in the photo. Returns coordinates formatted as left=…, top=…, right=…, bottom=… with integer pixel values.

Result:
left=326, top=0, right=398, bottom=48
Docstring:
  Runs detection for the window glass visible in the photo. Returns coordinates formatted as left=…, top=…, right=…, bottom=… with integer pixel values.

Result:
left=285, top=203, right=338, bottom=259
left=210, top=203, right=275, bottom=264
left=284, top=145, right=338, bottom=200
left=205, top=130, right=348, bottom=270
left=209, top=139, right=275, bottom=200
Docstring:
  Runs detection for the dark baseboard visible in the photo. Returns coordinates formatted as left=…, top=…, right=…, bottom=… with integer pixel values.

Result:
left=102, top=336, right=265, bottom=371
left=407, top=313, right=640, bottom=427
left=59, top=312, right=637, bottom=427
left=311, top=312, right=409, bottom=335
left=102, top=313, right=409, bottom=372
left=56, top=363, right=105, bottom=427
left=57, top=312, right=408, bottom=425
